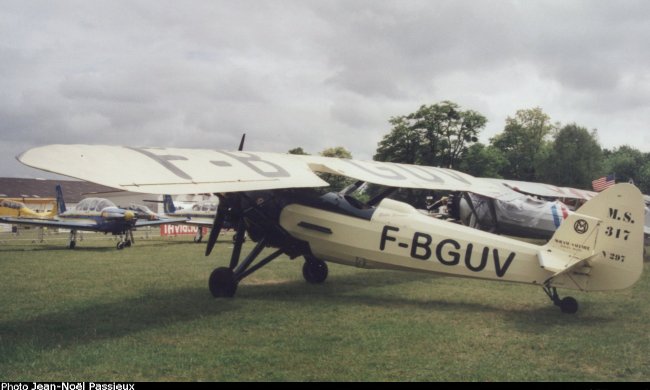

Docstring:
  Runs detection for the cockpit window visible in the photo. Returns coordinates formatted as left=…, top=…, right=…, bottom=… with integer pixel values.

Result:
left=75, top=198, right=116, bottom=212
left=0, top=200, right=24, bottom=209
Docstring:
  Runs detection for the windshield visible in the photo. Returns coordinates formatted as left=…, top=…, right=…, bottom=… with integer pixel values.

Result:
left=75, top=198, right=116, bottom=212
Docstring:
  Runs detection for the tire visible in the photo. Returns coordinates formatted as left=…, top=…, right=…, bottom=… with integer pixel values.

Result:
left=560, top=297, right=579, bottom=314
left=302, top=257, right=328, bottom=284
left=209, top=267, right=238, bottom=298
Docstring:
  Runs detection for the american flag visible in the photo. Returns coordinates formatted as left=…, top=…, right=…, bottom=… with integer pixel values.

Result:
left=592, top=174, right=616, bottom=192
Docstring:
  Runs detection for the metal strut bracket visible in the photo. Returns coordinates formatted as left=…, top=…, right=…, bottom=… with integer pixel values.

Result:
left=227, top=235, right=285, bottom=282
left=543, top=285, right=561, bottom=306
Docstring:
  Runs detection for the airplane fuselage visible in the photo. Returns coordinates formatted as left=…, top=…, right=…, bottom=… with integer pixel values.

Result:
left=279, top=196, right=552, bottom=287
left=57, top=207, right=136, bottom=234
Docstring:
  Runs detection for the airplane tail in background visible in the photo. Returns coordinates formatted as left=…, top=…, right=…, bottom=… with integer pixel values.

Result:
left=163, top=195, right=176, bottom=214
left=55, top=185, right=66, bottom=214
left=542, top=184, right=645, bottom=291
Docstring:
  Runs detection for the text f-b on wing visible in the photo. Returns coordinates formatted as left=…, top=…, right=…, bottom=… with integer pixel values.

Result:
left=18, top=145, right=328, bottom=194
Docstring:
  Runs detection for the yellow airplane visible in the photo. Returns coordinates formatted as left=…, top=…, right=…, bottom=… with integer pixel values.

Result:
left=0, top=198, right=56, bottom=219
left=17, top=145, right=646, bottom=313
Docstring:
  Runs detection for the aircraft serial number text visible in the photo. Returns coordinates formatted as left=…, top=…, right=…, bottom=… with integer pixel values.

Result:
left=379, top=225, right=515, bottom=277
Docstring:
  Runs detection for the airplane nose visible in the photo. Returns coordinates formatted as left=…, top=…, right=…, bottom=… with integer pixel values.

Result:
left=124, top=210, right=135, bottom=221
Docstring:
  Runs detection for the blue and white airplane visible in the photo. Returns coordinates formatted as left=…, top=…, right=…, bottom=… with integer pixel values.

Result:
left=0, top=185, right=187, bottom=249
left=160, top=195, right=217, bottom=243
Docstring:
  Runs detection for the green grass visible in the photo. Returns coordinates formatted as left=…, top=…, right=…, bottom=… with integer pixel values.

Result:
left=1, top=231, right=649, bottom=381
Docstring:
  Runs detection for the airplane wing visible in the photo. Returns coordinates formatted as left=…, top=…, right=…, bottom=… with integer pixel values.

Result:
left=482, top=178, right=597, bottom=200
left=18, top=145, right=329, bottom=195
left=183, top=220, right=214, bottom=227
left=0, top=216, right=99, bottom=230
left=135, top=217, right=189, bottom=228
left=296, top=155, right=519, bottom=200
left=18, top=144, right=518, bottom=199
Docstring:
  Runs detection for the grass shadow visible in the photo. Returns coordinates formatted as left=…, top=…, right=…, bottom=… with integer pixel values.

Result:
left=0, top=287, right=236, bottom=363
left=237, top=270, right=616, bottom=329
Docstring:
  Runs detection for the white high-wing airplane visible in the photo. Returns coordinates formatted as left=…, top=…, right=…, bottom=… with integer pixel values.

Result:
left=17, top=145, right=647, bottom=313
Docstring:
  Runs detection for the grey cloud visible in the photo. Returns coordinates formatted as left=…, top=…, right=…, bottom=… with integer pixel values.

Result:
left=2, top=0, right=650, bottom=178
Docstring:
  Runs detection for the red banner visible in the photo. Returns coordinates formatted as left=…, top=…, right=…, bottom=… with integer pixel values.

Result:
left=160, top=224, right=209, bottom=236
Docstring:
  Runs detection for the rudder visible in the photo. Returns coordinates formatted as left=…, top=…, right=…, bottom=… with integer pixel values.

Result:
left=547, top=184, right=644, bottom=291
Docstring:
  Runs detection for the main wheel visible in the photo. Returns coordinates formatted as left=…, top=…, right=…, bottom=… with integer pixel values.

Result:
left=68, top=241, right=76, bottom=249
left=209, top=267, right=238, bottom=298
left=116, top=241, right=125, bottom=250
left=302, top=257, right=328, bottom=284
left=559, top=297, right=579, bottom=314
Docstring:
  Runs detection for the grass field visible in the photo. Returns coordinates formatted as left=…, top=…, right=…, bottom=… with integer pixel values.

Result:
left=1, top=230, right=649, bottom=381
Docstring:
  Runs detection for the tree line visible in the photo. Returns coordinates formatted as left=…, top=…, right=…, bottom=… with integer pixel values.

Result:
left=374, top=101, right=650, bottom=194
left=290, top=101, right=650, bottom=195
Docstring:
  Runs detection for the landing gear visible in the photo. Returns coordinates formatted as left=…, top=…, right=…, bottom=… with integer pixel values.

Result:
left=543, top=285, right=579, bottom=314
left=68, top=230, right=77, bottom=249
left=116, top=230, right=134, bottom=250
left=205, top=193, right=306, bottom=298
left=209, top=267, right=238, bottom=297
left=302, top=256, right=328, bottom=284
left=207, top=236, right=286, bottom=298
left=194, top=228, right=203, bottom=243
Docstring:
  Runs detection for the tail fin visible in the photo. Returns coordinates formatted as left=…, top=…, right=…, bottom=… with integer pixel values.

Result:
left=163, top=195, right=176, bottom=214
left=544, top=183, right=644, bottom=291
left=55, top=185, right=66, bottom=214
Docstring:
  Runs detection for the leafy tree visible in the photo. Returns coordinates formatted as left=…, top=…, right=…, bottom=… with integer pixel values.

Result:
left=602, top=146, right=647, bottom=190
left=374, top=116, right=421, bottom=164
left=457, top=143, right=508, bottom=178
left=540, top=124, right=603, bottom=189
left=318, top=146, right=354, bottom=192
left=374, top=101, right=485, bottom=168
left=288, top=147, right=309, bottom=155
left=490, top=107, right=556, bottom=181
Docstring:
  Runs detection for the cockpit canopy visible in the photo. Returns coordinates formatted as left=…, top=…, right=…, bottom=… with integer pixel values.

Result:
left=128, top=204, right=155, bottom=214
left=74, top=198, right=117, bottom=212
left=191, top=202, right=218, bottom=212
left=0, top=199, right=25, bottom=209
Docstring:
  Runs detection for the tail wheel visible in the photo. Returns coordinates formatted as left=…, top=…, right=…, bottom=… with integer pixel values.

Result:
left=302, top=257, right=328, bottom=284
left=209, top=267, right=238, bottom=298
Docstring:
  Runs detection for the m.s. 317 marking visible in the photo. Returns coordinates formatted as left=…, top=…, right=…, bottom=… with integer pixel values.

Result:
left=380, top=225, right=515, bottom=277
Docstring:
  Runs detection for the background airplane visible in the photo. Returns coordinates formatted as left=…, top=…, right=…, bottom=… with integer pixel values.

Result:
left=0, top=185, right=187, bottom=249
left=0, top=198, right=56, bottom=219
left=161, top=195, right=216, bottom=242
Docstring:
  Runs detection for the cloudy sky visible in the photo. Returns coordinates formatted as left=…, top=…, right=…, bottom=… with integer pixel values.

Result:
left=2, top=0, right=650, bottom=178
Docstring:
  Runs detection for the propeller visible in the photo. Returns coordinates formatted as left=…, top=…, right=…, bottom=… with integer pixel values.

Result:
left=205, top=207, right=227, bottom=256
left=205, top=133, right=246, bottom=256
